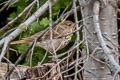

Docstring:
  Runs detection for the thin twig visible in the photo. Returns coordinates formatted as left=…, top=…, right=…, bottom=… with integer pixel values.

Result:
left=3, top=57, right=22, bottom=79
left=40, top=51, right=48, bottom=64
left=4, top=42, right=34, bottom=78
left=49, top=0, right=63, bottom=79
left=0, top=0, right=59, bottom=61
left=30, top=39, right=37, bottom=67
left=0, top=0, right=38, bottom=33
left=4, top=4, right=80, bottom=79
left=73, top=0, right=80, bottom=79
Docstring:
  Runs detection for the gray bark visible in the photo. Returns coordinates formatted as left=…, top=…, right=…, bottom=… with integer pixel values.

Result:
left=81, top=0, right=118, bottom=80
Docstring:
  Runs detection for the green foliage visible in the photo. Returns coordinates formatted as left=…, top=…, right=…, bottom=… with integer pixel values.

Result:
left=52, top=0, right=71, bottom=19
left=0, top=0, right=7, bottom=3
left=24, top=46, right=51, bottom=66
left=6, top=0, right=79, bottom=66
left=30, top=17, right=49, bottom=33
left=10, top=44, right=28, bottom=56
left=80, top=44, right=85, bottom=49
left=17, top=44, right=28, bottom=54
left=10, top=44, right=51, bottom=66
left=8, top=0, right=34, bottom=23
left=118, top=50, right=120, bottom=54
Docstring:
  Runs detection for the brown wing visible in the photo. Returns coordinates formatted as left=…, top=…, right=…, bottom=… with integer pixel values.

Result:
left=23, top=31, right=42, bottom=41
left=41, top=21, right=74, bottom=40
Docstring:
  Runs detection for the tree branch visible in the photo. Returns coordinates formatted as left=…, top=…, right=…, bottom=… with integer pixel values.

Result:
left=93, top=0, right=120, bottom=76
left=0, top=0, right=59, bottom=62
left=0, top=0, right=38, bottom=33
left=4, top=6, right=81, bottom=78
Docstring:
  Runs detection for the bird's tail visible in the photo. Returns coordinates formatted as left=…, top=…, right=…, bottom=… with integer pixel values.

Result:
left=10, top=31, right=42, bottom=45
left=10, top=40, right=31, bottom=44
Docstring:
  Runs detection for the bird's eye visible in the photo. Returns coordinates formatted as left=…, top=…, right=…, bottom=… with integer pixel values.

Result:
left=68, top=23, right=72, bottom=26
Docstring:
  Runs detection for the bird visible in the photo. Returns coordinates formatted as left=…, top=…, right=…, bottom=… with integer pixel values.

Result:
left=10, top=21, right=75, bottom=53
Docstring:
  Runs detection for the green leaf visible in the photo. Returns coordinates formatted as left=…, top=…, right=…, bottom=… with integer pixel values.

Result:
left=17, top=44, right=28, bottom=54
left=24, top=46, right=51, bottom=66
left=30, top=17, right=49, bottom=33
left=40, top=17, right=49, bottom=27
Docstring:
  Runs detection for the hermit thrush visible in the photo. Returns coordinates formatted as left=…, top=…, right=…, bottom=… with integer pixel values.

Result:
left=11, top=21, right=75, bottom=52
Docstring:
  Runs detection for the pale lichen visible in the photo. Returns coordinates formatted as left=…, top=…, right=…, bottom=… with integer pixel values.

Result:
left=19, top=24, right=27, bottom=31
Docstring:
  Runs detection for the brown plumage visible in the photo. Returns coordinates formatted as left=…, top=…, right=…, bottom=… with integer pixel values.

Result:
left=11, top=21, right=75, bottom=52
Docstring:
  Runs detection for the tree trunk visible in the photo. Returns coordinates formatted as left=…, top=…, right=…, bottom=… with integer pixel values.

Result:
left=81, top=0, right=118, bottom=80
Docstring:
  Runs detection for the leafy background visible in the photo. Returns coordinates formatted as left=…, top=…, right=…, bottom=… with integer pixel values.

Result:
left=0, top=0, right=76, bottom=66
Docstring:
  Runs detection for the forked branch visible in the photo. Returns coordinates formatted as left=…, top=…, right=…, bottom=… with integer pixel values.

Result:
left=93, top=0, right=120, bottom=77
left=0, top=0, right=59, bottom=62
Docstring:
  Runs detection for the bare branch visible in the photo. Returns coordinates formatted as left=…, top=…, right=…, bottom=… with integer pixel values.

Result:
left=73, top=0, right=80, bottom=79
left=4, top=5, right=81, bottom=78
left=0, top=0, right=37, bottom=33
left=4, top=42, right=34, bottom=78
left=93, top=0, right=120, bottom=76
left=0, top=0, right=59, bottom=62
left=48, top=0, right=63, bottom=79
